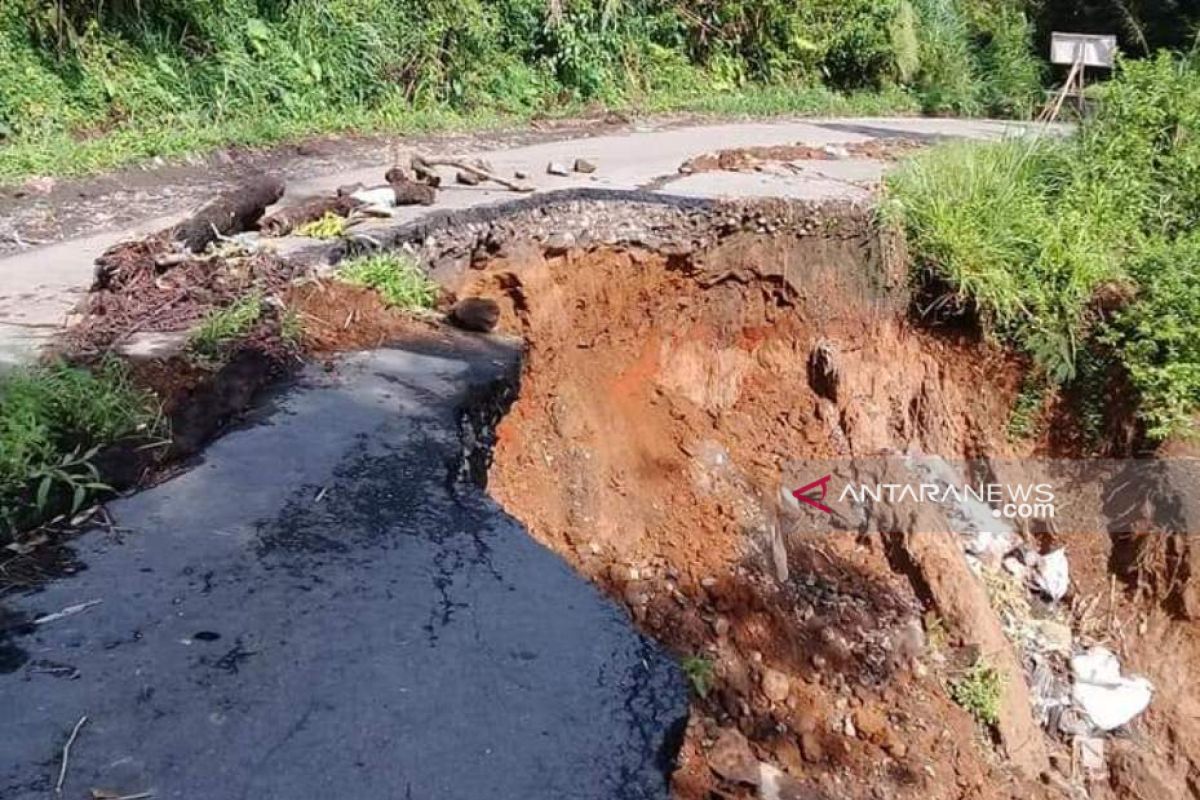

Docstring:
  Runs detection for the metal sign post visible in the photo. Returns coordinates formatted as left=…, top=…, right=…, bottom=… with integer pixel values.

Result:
left=1037, top=32, right=1118, bottom=123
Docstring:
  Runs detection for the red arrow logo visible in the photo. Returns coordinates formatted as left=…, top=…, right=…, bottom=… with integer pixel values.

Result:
left=793, top=475, right=833, bottom=514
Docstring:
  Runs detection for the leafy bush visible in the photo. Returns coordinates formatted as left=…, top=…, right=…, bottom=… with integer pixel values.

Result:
left=0, top=359, right=160, bottom=533
left=338, top=252, right=438, bottom=311
left=889, top=51, right=1200, bottom=439
left=1103, top=235, right=1200, bottom=439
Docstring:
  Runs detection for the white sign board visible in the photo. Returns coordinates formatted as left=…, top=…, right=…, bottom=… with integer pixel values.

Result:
left=1050, top=32, right=1117, bottom=68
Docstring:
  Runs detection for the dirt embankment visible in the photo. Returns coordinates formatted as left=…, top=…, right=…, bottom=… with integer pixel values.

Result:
left=454, top=221, right=1200, bottom=799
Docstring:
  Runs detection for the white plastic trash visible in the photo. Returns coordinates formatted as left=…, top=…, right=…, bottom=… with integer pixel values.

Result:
left=350, top=187, right=398, bottom=207
left=1033, top=548, right=1070, bottom=601
left=1070, top=646, right=1153, bottom=731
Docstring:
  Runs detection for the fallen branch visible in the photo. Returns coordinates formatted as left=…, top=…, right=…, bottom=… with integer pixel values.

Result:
left=55, top=715, right=88, bottom=796
left=411, top=156, right=533, bottom=193
left=35, top=599, right=103, bottom=626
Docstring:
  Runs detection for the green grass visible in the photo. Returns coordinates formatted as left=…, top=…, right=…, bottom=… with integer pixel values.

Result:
left=681, top=654, right=715, bottom=698
left=888, top=52, right=1200, bottom=440
left=950, top=658, right=1005, bottom=726
left=0, top=85, right=925, bottom=185
left=187, top=293, right=265, bottom=362
left=338, top=253, right=438, bottom=311
left=0, top=0, right=1044, bottom=184
left=0, top=359, right=160, bottom=535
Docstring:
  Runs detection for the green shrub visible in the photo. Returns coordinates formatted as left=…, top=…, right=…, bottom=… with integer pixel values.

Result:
left=951, top=658, right=1004, bottom=726
left=338, top=252, right=438, bottom=311
left=1103, top=234, right=1200, bottom=439
left=0, top=359, right=160, bottom=533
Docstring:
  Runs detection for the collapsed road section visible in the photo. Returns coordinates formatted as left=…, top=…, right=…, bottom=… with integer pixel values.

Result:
left=0, top=335, right=686, bottom=799
left=2, top=174, right=1198, bottom=800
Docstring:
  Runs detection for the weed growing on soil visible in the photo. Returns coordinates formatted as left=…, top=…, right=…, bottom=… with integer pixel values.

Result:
left=338, top=253, right=437, bottom=311
left=0, top=359, right=159, bottom=535
left=1006, top=373, right=1048, bottom=441
left=950, top=659, right=1005, bottom=726
left=188, top=293, right=265, bottom=362
left=888, top=52, right=1200, bottom=439
left=681, top=655, right=715, bottom=698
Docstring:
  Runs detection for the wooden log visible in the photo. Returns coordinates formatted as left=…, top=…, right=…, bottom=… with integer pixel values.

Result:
left=170, top=176, right=285, bottom=252
left=259, top=195, right=362, bottom=237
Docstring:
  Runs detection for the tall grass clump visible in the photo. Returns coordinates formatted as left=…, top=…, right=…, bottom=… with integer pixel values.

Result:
left=888, top=51, right=1200, bottom=439
left=338, top=252, right=438, bottom=311
left=0, top=359, right=160, bottom=535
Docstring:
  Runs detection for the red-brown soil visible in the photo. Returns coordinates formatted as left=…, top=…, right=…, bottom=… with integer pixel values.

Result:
left=467, top=240, right=1200, bottom=800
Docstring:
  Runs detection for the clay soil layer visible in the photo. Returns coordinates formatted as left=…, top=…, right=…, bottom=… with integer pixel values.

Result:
left=468, top=229, right=1200, bottom=799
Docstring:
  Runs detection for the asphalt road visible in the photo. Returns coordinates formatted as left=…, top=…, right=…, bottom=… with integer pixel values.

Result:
left=0, top=116, right=1056, bottom=365
left=0, top=334, right=687, bottom=799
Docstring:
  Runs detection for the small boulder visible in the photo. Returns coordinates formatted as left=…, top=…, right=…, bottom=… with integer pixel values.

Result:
left=573, top=158, right=597, bottom=174
left=761, top=668, right=790, bottom=703
left=708, top=728, right=759, bottom=785
left=448, top=298, right=501, bottom=333
left=456, top=170, right=482, bottom=186
left=546, top=161, right=570, bottom=176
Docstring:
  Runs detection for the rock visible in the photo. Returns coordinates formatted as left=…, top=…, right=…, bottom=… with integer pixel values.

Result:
left=573, top=158, right=597, bottom=174
left=1075, top=735, right=1105, bottom=772
left=1031, top=619, right=1073, bottom=654
left=546, top=161, right=570, bottom=176
left=708, top=728, right=760, bottom=785
left=821, top=144, right=850, bottom=159
left=336, top=182, right=365, bottom=197
left=761, top=668, right=790, bottom=703
left=514, top=169, right=529, bottom=179
left=841, top=715, right=856, bottom=738
left=543, top=231, right=576, bottom=255
left=23, top=176, right=56, bottom=195
left=774, top=737, right=804, bottom=774
left=456, top=170, right=483, bottom=186
left=799, top=731, right=824, bottom=762
left=447, top=298, right=501, bottom=333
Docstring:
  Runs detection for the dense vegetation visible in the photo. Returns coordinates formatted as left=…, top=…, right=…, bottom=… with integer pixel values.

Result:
left=887, top=52, right=1200, bottom=440
left=0, top=0, right=1048, bottom=180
